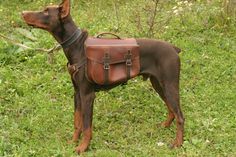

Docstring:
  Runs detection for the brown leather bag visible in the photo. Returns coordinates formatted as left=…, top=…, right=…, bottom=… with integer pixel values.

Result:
left=85, top=33, right=140, bottom=85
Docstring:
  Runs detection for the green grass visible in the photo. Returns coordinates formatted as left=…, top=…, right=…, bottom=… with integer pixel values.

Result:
left=0, top=0, right=236, bottom=156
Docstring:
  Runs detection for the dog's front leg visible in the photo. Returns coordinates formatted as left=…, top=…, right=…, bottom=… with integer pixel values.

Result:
left=70, top=90, right=83, bottom=143
left=75, top=90, right=95, bottom=154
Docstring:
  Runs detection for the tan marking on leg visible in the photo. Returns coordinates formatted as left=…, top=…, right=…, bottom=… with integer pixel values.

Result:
left=75, top=127, right=92, bottom=154
left=72, top=109, right=82, bottom=142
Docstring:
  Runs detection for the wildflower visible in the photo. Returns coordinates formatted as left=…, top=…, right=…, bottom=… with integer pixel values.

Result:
left=173, top=9, right=179, bottom=15
left=178, top=7, right=183, bottom=12
left=157, top=142, right=165, bottom=147
left=177, top=1, right=183, bottom=6
left=172, top=6, right=177, bottom=10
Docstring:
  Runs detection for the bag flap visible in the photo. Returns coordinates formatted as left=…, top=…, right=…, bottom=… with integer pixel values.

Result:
left=85, top=37, right=138, bottom=46
left=85, top=38, right=139, bottom=64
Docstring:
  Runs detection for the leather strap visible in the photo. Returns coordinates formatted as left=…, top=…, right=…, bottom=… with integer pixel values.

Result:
left=60, top=29, right=82, bottom=48
left=67, top=59, right=86, bottom=80
left=103, top=53, right=110, bottom=85
left=125, top=50, right=132, bottom=80
left=96, top=32, right=121, bottom=39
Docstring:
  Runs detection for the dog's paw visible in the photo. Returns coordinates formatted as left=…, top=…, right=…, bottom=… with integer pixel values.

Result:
left=169, top=140, right=182, bottom=149
left=75, top=144, right=88, bottom=154
left=157, top=121, right=172, bottom=128
left=75, top=147, right=83, bottom=154
left=75, top=147, right=81, bottom=154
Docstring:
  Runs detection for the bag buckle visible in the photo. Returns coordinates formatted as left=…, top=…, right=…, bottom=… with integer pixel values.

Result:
left=103, top=52, right=110, bottom=70
left=104, top=63, right=110, bottom=70
left=126, top=59, right=132, bottom=66
left=125, top=50, right=132, bottom=66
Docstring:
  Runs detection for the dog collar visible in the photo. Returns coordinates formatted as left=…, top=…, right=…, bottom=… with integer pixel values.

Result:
left=60, top=29, right=81, bottom=48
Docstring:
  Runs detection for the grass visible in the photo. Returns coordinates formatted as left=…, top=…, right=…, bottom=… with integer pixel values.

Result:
left=0, top=0, right=236, bottom=156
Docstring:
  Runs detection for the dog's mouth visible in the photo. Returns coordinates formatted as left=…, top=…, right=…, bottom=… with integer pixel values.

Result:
left=23, top=20, right=39, bottom=28
left=27, top=23, right=38, bottom=28
left=22, top=11, right=43, bottom=29
left=23, top=18, right=46, bottom=29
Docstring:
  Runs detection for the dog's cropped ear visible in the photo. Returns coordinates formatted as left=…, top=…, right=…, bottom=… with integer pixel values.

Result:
left=59, top=0, right=70, bottom=19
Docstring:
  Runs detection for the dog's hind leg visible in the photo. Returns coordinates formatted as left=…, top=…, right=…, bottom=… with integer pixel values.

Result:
left=75, top=90, right=95, bottom=154
left=163, top=82, right=184, bottom=147
left=161, top=58, right=184, bottom=148
left=150, top=77, right=175, bottom=128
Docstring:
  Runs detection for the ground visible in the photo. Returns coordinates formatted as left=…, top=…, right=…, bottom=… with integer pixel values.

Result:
left=0, top=0, right=236, bottom=156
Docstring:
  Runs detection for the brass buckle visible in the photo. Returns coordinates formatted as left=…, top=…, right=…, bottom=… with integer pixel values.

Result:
left=103, top=52, right=110, bottom=70
left=126, top=59, right=132, bottom=66
left=125, top=50, right=132, bottom=66
left=104, top=63, right=110, bottom=70
left=72, top=65, right=76, bottom=71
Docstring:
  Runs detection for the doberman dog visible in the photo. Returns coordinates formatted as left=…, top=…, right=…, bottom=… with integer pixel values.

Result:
left=22, top=0, right=184, bottom=154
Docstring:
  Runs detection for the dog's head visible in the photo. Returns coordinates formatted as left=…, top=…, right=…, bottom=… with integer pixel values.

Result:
left=22, top=0, right=70, bottom=32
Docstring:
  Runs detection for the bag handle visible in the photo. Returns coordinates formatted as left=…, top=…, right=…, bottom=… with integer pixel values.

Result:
left=96, top=32, right=121, bottom=39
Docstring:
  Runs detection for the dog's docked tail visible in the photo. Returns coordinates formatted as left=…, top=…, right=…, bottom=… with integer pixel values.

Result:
left=172, top=45, right=181, bottom=54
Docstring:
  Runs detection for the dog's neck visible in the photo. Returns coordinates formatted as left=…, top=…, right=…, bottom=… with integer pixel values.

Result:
left=52, top=16, right=78, bottom=43
left=51, top=16, right=88, bottom=65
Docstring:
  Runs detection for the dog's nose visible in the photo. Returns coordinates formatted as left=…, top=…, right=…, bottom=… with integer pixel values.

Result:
left=22, top=11, right=26, bottom=15
left=22, top=11, right=26, bottom=17
left=22, top=11, right=29, bottom=17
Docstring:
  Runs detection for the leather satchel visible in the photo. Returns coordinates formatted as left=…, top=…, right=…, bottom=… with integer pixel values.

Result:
left=85, top=33, right=140, bottom=85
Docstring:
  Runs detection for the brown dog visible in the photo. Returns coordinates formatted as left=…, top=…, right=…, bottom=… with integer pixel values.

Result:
left=22, top=0, right=184, bottom=154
